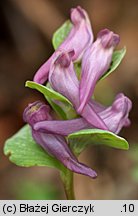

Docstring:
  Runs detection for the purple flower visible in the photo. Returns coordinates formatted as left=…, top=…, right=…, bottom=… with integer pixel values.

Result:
left=34, top=94, right=132, bottom=135
left=23, top=101, right=97, bottom=178
left=33, top=6, right=93, bottom=84
left=78, top=29, right=120, bottom=113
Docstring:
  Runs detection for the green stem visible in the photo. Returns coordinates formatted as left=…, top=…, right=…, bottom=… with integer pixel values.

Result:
left=60, top=169, right=75, bottom=200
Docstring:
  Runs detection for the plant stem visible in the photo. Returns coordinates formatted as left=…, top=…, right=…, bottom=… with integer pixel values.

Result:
left=60, top=169, right=75, bottom=200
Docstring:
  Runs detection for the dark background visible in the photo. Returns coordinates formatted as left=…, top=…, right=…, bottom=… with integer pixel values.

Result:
left=0, top=0, right=138, bottom=199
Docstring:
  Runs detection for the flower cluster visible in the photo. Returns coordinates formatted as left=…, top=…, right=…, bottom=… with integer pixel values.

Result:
left=23, top=6, right=132, bottom=178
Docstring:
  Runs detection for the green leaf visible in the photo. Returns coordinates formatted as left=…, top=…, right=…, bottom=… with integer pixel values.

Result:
left=52, top=20, right=72, bottom=50
left=100, top=47, right=126, bottom=80
left=4, top=125, right=64, bottom=170
left=68, top=129, right=129, bottom=155
left=26, top=81, right=72, bottom=106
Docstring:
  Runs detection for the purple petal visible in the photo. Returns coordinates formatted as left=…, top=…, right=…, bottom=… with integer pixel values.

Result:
left=33, top=6, right=93, bottom=84
left=98, top=93, right=132, bottom=134
left=78, top=29, right=120, bottom=113
left=49, top=50, right=80, bottom=108
left=60, top=6, right=93, bottom=61
left=32, top=130, right=97, bottom=178
left=33, top=118, right=90, bottom=136
left=23, top=101, right=51, bottom=126
left=98, top=29, right=120, bottom=48
left=33, top=53, right=56, bottom=84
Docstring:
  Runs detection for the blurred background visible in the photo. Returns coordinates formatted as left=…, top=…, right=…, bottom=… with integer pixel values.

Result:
left=0, top=0, right=138, bottom=199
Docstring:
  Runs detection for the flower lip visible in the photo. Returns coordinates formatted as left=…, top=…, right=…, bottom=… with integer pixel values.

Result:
left=55, top=50, right=75, bottom=68
left=99, top=93, right=132, bottom=134
left=70, top=6, right=86, bottom=24
left=98, top=28, right=120, bottom=48
left=113, top=93, right=132, bottom=114
left=23, top=101, right=42, bottom=122
left=23, top=101, right=51, bottom=125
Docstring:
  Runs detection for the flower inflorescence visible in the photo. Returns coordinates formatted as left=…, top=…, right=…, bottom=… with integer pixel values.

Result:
left=23, top=6, right=132, bottom=178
